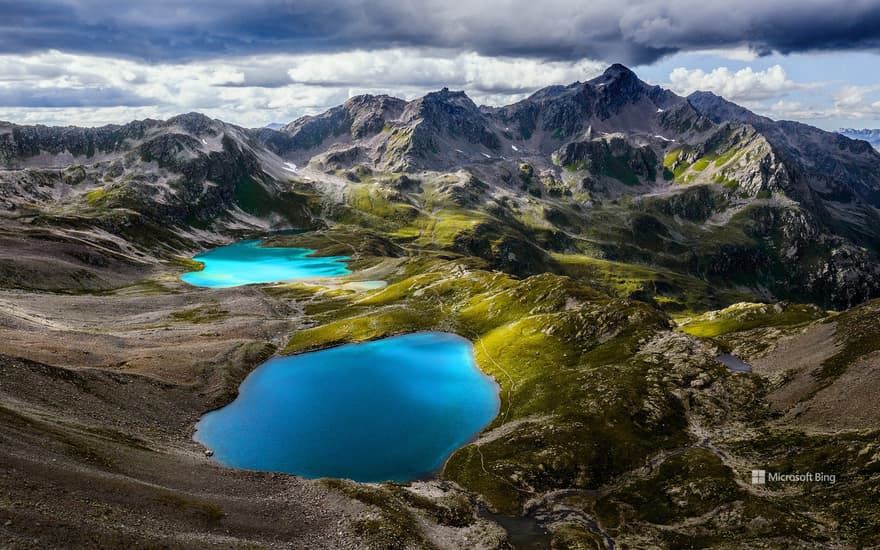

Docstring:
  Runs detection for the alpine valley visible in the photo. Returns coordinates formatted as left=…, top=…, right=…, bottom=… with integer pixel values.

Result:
left=2, top=64, right=880, bottom=549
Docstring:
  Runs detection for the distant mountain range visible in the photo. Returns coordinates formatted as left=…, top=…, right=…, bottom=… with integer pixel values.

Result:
left=839, top=128, right=880, bottom=149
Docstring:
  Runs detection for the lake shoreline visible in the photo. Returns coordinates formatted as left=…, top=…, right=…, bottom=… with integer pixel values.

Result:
left=195, top=331, right=501, bottom=483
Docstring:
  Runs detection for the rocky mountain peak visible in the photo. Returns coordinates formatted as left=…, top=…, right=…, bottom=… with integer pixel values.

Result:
left=164, top=112, right=221, bottom=136
left=401, top=88, right=496, bottom=146
left=271, top=94, right=408, bottom=153
left=591, top=63, right=646, bottom=95
left=342, top=94, right=406, bottom=138
left=412, top=88, right=480, bottom=114
left=687, top=91, right=767, bottom=125
left=342, top=94, right=406, bottom=115
left=688, top=90, right=880, bottom=210
left=599, top=63, right=638, bottom=81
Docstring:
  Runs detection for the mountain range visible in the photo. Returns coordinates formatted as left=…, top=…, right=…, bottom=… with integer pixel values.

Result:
left=839, top=127, right=880, bottom=149
left=2, top=64, right=880, bottom=549
left=3, top=64, right=880, bottom=308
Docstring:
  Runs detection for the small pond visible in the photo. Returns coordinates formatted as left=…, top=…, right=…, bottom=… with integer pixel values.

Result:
left=717, top=353, right=752, bottom=373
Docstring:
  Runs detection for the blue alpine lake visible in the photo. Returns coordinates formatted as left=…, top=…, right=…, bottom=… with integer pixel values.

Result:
left=194, top=332, right=500, bottom=482
left=181, top=239, right=351, bottom=288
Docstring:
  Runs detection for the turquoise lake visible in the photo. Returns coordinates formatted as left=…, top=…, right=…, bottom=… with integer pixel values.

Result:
left=181, top=239, right=351, bottom=288
left=194, top=332, right=500, bottom=482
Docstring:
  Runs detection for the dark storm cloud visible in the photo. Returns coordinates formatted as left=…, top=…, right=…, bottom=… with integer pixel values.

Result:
left=1, top=0, right=879, bottom=64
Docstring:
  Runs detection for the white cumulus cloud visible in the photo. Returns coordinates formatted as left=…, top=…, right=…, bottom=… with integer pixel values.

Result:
left=666, top=65, right=814, bottom=102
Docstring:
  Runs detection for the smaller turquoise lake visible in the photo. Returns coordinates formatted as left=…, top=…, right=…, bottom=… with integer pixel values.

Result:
left=181, top=239, right=351, bottom=288
left=195, top=332, right=500, bottom=482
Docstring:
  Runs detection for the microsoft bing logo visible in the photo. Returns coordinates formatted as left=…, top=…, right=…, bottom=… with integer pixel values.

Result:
left=749, top=469, right=836, bottom=484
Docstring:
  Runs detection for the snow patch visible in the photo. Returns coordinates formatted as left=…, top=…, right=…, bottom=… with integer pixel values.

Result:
left=654, top=135, right=675, bottom=142
left=481, top=152, right=492, bottom=159
left=656, top=108, right=664, bottom=113
left=511, top=145, right=519, bottom=151
left=283, top=162, right=298, bottom=173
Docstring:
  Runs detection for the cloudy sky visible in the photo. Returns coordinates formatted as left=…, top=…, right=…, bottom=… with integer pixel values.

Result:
left=2, top=0, right=880, bottom=130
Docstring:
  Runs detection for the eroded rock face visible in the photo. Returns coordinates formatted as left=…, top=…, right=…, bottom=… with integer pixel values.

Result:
left=555, top=137, right=658, bottom=185
left=274, top=94, right=407, bottom=154
left=689, top=91, right=880, bottom=209
left=387, top=88, right=501, bottom=170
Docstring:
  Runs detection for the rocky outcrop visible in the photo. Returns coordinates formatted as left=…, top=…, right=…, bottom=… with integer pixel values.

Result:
left=496, top=64, right=696, bottom=146
left=382, top=88, right=501, bottom=170
left=273, top=95, right=406, bottom=155
left=555, top=137, right=658, bottom=185
left=0, top=120, right=148, bottom=167
left=689, top=91, right=880, bottom=210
